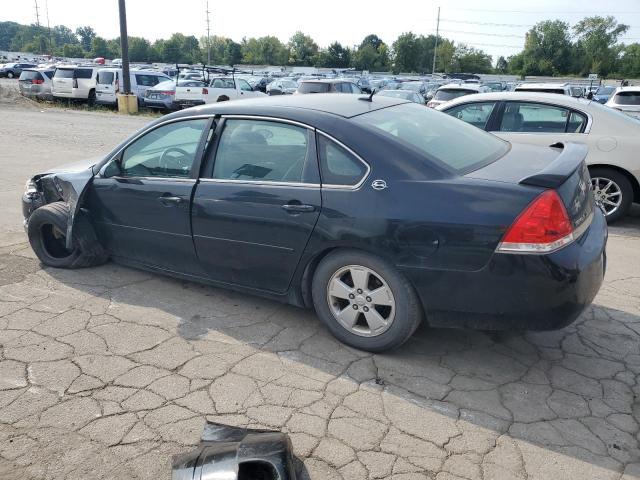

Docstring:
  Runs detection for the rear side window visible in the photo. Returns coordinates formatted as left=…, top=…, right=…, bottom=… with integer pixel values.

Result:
left=354, top=102, right=509, bottom=174
left=211, top=78, right=234, bottom=89
left=500, top=102, right=586, bottom=133
left=317, top=135, right=368, bottom=186
left=98, top=71, right=115, bottom=84
left=614, top=92, right=640, bottom=105
left=43, top=71, right=54, bottom=79
left=298, top=82, right=330, bottom=94
left=135, top=74, right=162, bottom=87
left=444, top=102, right=497, bottom=129
left=213, top=119, right=313, bottom=183
left=55, top=69, right=75, bottom=79
left=76, top=69, right=93, bottom=79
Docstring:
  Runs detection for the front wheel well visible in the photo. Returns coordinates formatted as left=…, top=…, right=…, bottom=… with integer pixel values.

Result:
left=588, top=164, right=640, bottom=203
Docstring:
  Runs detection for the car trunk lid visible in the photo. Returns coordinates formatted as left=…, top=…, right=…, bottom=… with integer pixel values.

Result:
left=467, top=142, right=594, bottom=231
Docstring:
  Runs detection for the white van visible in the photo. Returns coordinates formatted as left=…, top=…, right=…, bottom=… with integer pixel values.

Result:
left=52, top=65, right=99, bottom=103
left=95, top=68, right=171, bottom=106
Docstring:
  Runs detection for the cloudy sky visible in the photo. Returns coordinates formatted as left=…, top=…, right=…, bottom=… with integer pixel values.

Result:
left=3, top=0, right=640, bottom=60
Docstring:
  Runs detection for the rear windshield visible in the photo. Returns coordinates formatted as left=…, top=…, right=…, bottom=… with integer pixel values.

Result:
left=55, top=68, right=75, bottom=79
left=614, top=92, right=640, bottom=105
left=19, top=70, right=42, bottom=81
left=298, top=82, right=330, bottom=94
left=596, top=86, right=615, bottom=95
left=97, top=71, right=115, bottom=84
left=43, top=70, right=54, bottom=79
left=433, top=89, right=475, bottom=101
left=353, top=103, right=509, bottom=174
left=76, top=68, right=93, bottom=79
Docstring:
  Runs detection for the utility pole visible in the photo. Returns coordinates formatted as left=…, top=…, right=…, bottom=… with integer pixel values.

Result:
left=33, top=0, right=42, bottom=55
left=206, top=1, right=211, bottom=65
left=45, top=0, right=52, bottom=56
left=118, top=0, right=131, bottom=94
left=432, top=6, right=440, bottom=74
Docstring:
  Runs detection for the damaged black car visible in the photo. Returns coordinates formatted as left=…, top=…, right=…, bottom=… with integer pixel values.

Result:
left=22, top=94, right=606, bottom=352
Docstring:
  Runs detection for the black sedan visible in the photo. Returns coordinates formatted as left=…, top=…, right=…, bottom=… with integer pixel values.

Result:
left=22, top=94, right=607, bottom=352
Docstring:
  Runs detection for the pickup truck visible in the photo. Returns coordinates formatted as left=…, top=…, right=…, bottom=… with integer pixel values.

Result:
left=174, top=76, right=265, bottom=107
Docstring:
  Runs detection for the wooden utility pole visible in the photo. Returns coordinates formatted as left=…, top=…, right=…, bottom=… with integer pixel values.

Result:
left=432, top=6, right=440, bottom=74
left=206, top=1, right=211, bottom=64
left=118, top=0, right=131, bottom=94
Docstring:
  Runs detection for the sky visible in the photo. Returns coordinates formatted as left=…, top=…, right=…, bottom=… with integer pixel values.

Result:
left=2, top=0, right=640, bottom=61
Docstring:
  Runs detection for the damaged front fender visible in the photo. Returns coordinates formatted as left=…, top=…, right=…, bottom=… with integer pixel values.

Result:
left=26, top=157, right=102, bottom=249
left=172, top=422, right=297, bottom=480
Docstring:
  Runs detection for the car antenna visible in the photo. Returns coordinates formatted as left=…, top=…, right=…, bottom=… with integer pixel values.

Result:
left=359, top=88, right=376, bottom=102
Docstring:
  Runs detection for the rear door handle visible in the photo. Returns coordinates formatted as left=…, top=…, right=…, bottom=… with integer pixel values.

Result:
left=159, top=195, right=183, bottom=206
left=282, top=203, right=315, bottom=213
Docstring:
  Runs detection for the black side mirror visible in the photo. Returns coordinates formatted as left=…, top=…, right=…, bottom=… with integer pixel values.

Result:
left=103, top=158, right=123, bottom=178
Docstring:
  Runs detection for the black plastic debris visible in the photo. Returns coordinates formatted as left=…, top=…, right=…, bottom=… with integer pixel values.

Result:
left=172, top=422, right=297, bottom=480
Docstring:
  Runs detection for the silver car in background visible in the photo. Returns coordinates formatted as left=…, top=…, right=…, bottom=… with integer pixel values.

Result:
left=143, top=79, right=206, bottom=110
left=18, top=68, right=55, bottom=100
left=606, top=87, right=640, bottom=120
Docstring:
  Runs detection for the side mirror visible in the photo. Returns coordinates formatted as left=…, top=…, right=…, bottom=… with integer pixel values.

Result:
left=102, top=158, right=122, bottom=178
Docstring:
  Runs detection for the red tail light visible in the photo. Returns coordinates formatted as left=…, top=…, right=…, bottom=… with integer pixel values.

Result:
left=73, top=77, right=78, bottom=88
left=31, top=79, right=44, bottom=84
left=497, top=190, right=574, bottom=254
left=202, top=87, right=208, bottom=94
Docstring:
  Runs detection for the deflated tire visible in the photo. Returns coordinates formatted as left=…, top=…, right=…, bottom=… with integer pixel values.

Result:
left=27, top=202, right=108, bottom=268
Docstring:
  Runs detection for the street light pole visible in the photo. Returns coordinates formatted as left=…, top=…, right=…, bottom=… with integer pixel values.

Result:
left=118, top=0, right=131, bottom=94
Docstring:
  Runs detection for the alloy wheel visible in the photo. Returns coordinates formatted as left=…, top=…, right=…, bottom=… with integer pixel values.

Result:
left=591, top=177, right=622, bottom=216
left=326, top=264, right=396, bottom=337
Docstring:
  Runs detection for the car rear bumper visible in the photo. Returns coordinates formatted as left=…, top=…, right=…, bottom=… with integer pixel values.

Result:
left=174, top=99, right=205, bottom=108
left=401, top=207, right=608, bottom=331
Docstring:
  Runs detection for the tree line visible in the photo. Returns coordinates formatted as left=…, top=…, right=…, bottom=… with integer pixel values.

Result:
left=0, top=15, right=638, bottom=77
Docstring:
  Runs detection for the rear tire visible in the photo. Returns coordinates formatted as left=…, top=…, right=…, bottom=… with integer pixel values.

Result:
left=589, top=167, right=633, bottom=223
left=7, top=72, right=14, bottom=79
left=311, top=249, right=423, bottom=352
left=27, top=202, right=108, bottom=269
left=87, top=89, right=96, bottom=107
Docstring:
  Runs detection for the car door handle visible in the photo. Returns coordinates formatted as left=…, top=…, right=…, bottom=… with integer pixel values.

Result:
left=282, top=203, right=315, bottom=213
left=159, top=195, right=183, bottom=206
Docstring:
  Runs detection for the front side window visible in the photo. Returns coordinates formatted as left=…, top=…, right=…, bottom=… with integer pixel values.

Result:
left=500, top=102, right=571, bottom=133
left=353, top=102, right=509, bottom=174
left=317, top=135, right=368, bottom=186
left=120, top=119, right=208, bottom=178
left=213, top=119, right=312, bottom=183
left=445, top=102, right=497, bottom=130
left=237, top=79, right=252, bottom=91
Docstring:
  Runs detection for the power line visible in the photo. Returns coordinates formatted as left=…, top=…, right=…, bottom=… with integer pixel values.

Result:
left=444, top=8, right=640, bottom=15
left=441, top=18, right=534, bottom=28
left=440, top=29, right=525, bottom=39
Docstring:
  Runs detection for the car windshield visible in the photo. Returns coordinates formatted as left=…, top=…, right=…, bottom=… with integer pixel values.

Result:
left=97, top=71, right=115, bottom=84
left=485, top=82, right=503, bottom=91
left=281, top=80, right=297, bottom=88
left=433, top=89, right=475, bottom=101
left=596, top=86, right=615, bottom=95
left=18, top=70, right=42, bottom=81
left=353, top=103, right=509, bottom=174
left=615, top=92, right=640, bottom=105
left=298, top=82, right=330, bottom=93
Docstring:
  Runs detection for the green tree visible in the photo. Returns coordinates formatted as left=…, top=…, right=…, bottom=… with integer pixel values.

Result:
left=241, top=36, right=288, bottom=65
left=451, top=44, right=493, bottom=73
left=316, top=41, right=351, bottom=68
left=75, top=26, right=96, bottom=51
left=287, top=31, right=318, bottom=65
left=393, top=32, right=420, bottom=73
left=62, top=43, right=85, bottom=58
left=434, top=39, right=455, bottom=73
left=224, top=40, right=242, bottom=66
left=52, top=25, right=77, bottom=46
left=495, top=56, right=508, bottom=73
left=573, top=16, right=629, bottom=75
left=90, top=36, right=109, bottom=58
left=128, top=37, right=150, bottom=62
left=0, top=21, right=21, bottom=50
left=360, top=34, right=383, bottom=51
left=619, top=43, right=640, bottom=77
left=520, top=20, right=572, bottom=75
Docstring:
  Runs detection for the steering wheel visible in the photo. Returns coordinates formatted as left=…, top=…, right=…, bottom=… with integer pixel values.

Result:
left=159, top=147, right=191, bottom=174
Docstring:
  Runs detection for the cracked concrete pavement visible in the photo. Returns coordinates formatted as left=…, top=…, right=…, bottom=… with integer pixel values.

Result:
left=1, top=97, right=640, bottom=479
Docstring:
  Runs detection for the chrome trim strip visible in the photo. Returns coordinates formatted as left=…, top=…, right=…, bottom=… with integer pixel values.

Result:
left=198, top=178, right=320, bottom=188
left=316, top=131, right=371, bottom=190
left=221, top=115, right=314, bottom=130
left=109, top=176, right=196, bottom=183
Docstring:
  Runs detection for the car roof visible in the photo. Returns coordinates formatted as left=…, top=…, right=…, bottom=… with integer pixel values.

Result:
left=168, top=93, right=408, bottom=120
left=299, top=79, right=353, bottom=84
left=614, top=86, right=640, bottom=92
